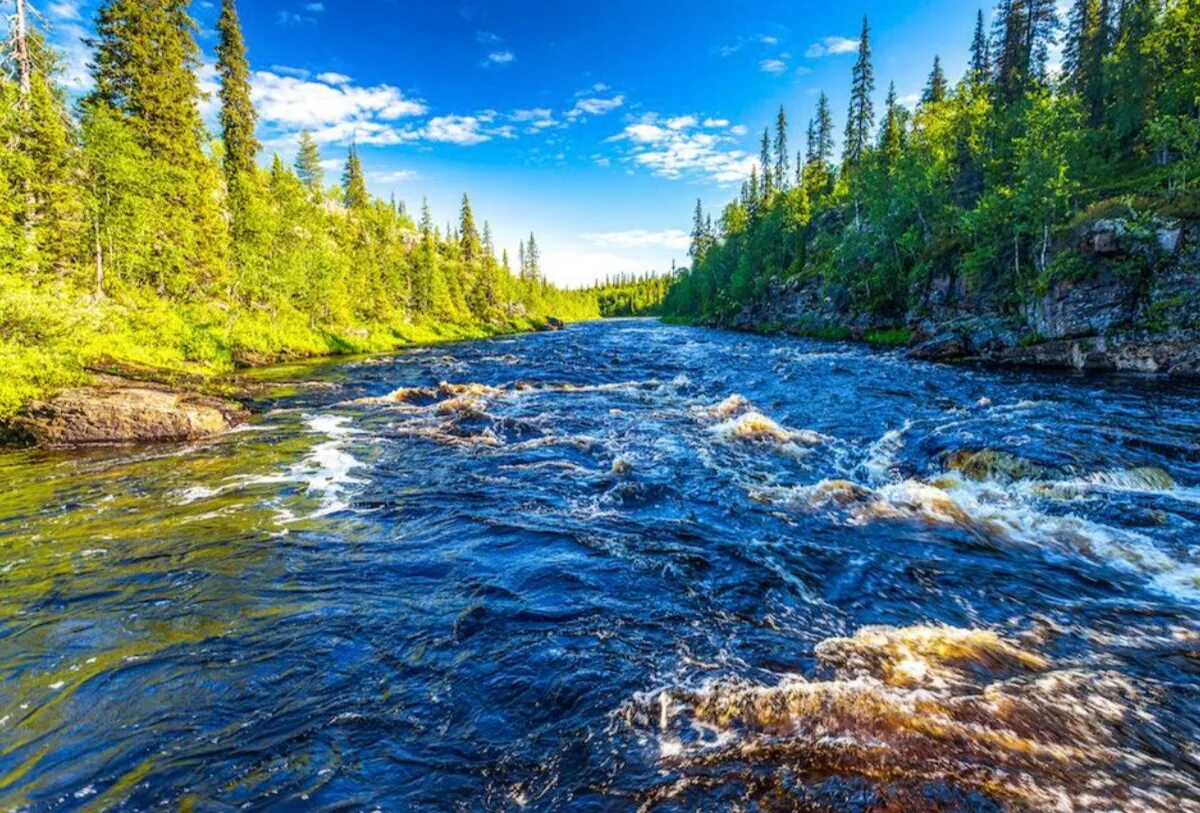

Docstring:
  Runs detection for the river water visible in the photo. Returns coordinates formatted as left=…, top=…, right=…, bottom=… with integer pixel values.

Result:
left=3, top=319, right=1200, bottom=811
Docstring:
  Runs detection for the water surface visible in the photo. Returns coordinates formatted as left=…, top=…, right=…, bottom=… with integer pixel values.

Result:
left=3, top=319, right=1200, bottom=811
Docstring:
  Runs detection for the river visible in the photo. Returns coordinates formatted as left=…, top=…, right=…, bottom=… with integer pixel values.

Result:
left=3, top=319, right=1200, bottom=811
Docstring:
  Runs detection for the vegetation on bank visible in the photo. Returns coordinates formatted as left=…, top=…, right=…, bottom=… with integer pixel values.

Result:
left=0, top=0, right=600, bottom=420
left=663, top=0, right=1200, bottom=332
left=584, top=272, right=675, bottom=317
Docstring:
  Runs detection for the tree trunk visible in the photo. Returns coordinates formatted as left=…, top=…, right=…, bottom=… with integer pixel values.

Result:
left=15, top=0, right=31, bottom=103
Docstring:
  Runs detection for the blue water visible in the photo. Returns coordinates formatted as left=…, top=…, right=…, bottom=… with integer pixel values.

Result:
left=3, top=319, right=1200, bottom=811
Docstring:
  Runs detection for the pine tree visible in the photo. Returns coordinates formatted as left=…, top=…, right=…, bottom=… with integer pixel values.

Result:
left=1108, top=0, right=1158, bottom=146
left=518, top=239, right=526, bottom=281
left=815, top=92, right=835, bottom=166
left=759, top=127, right=773, bottom=199
left=923, top=55, right=948, bottom=104
left=459, top=193, right=481, bottom=262
left=804, top=118, right=817, bottom=165
left=294, top=130, right=323, bottom=194
left=843, top=15, right=875, bottom=167
left=342, top=144, right=367, bottom=210
left=773, top=105, right=789, bottom=191
left=87, top=0, right=205, bottom=164
left=969, top=8, right=991, bottom=81
left=880, top=82, right=904, bottom=168
left=1065, top=0, right=1114, bottom=125
left=526, top=232, right=541, bottom=283
left=689, top=199, right=709, bottom=260
left=993, top=0, right=1060, bottom=101
left=216, top=0, right=258, bottom=192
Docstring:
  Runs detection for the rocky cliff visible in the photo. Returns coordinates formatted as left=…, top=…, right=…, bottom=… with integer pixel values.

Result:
left=732, top=214, right=1200, bottom=376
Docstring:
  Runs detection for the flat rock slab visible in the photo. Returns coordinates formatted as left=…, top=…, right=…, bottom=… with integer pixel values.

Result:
left=16, top=386, right=250, bottom=446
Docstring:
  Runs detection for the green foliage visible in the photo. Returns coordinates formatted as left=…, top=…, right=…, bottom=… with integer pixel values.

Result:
left=0, top=4, right=602, bottom=420
left=664, top=1, right=1198, bottom=346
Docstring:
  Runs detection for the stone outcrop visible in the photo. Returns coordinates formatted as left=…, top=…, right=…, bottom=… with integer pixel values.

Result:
left=12, top=381, right=250, bottom=446
left=734, top=214, right=1200, bottom=377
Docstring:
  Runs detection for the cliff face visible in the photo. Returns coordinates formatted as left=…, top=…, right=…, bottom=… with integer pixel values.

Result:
left=732, top=216, right=1200, bottom=376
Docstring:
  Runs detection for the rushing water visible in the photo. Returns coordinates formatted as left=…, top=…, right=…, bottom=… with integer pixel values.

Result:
left=3, top=319, right=1200, bottom=812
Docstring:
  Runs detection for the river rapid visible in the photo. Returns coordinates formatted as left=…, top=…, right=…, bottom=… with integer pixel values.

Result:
left=3, top=319, right=1200, bottom=812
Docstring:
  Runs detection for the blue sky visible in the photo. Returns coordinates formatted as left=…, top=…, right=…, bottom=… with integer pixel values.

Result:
left=39, top=0, right=1000, bottom=286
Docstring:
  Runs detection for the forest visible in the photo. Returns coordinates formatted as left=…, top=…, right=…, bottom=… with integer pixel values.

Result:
left=0, top=0, right=609, bottom=419
left=663, top=0, right=1200, bottom=337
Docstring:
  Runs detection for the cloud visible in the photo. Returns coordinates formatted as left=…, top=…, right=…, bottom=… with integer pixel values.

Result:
left=369, top=169, right=418, bottom=184
left=315, top=72, right=352, bottom=85
left=897, top=93, right=921, bottom=108
left=476, top=30, right=503, bottom=44
left=253, top=71, right=428, bottom=128
left=423, top=115, right=494, bottom=145
left=608, top=114, right=758, bottom=185
left=303, top=2, right=325, bottom=10
left=270, top=64, right=311, bottom=79
left=666, top=115, right=698, bottom=130
left=582, top=229, right=690, bottom=251
left=511, top=108, right=560, bottom=131
left=805, top=36, right=858, bottom=58
left=760, top=58, right=787, bottom=74
left=46, top=1, right=81, bottom=20
left=567, top=94, right=625, bottom=119
left=48, top=22, right=92, bottom=90
left=760, top=35, right=780, bottom=45
left=702, top=118, right=730, bottom=128
left=729, top=124, right=748, bottom=136
left=276, top=10, right=318, bottom=25
left=483, top=50, right=515, bottom=66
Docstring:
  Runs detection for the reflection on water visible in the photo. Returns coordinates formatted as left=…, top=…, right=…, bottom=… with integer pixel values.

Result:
left=3, top=319, right=1200, bottom=811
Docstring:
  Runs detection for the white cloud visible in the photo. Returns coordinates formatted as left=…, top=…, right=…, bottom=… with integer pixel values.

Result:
left=702, top=118, right=730, bottom=128
left=484, top=51, right=515, bottom=65
left=476, top=31, right=503, bottom=44
left=582, top=229, right=690, bottom=251
left=567, top=94, right=625, bottom=119
left=897, top=93, right=921, bottom=108
left=47, top=1, right=81, bottom=20
left=270, top=64, right=311, bottom=79
left=423, top=115, right=493, bottom=145
left=760, top=58, right=787, bottom=74
left=369, top=169, right=418, bottom=184
left=304, top=2, right=325, bottom=10
left=729, top=124, right=748, bottom=136
left=608, top=114, right=757, bottom=185
left=315, top=71, right=352, bottom=85
left=760, top=35, right=780, bottom=45
left=277, top=10, right=317, bottom=25
left=49, top=22, right=92, bottom=90
left=666, top=115, right=698, bottom=130
left=253, top=70, right=427, bottom=129
left=511, top=108, right=559, bottom=131
left=805, top=36, right=858, bottom=58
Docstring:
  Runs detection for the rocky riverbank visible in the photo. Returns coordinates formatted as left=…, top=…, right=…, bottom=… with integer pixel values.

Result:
left=729, top=212, right=1200, bottom=376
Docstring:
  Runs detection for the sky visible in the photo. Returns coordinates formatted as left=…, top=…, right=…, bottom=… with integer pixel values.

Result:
left=35, top=0, right=1004, bottom=287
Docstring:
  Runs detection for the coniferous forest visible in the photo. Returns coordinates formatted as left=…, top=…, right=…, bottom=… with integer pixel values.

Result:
left=0, top=0, right=602, bottom=419
left=664, top=0, right=1200, bottom=359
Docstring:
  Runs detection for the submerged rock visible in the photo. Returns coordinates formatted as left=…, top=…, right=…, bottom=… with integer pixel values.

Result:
left=13, top=383, right=250, bottom=446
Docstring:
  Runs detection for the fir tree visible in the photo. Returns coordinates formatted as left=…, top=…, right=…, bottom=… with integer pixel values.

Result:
left=923, top=55, right=948, bottom=104
left=880, top=82, right=904, bottom=168
left=814, top=92, right=835, bottom=166
left=526, top=232, right=541, bottom=283
left=759, top=128, right=773, bottom=199
left=294, top=131, right=323, bottom=194
left=1064, top=0, right=1114, bottom=125
left=844, top=15, right=876, bottom=167
left=773, top=105, right=789, bottom=191
left=342, top=144, right=367, bottom=210
left=216, top=0, right=258, bottom=192
left=969, top=8, right=991, bottom=81
left=459, top=193, right=481, bottom=262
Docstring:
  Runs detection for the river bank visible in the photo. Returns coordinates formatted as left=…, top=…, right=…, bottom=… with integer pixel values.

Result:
left=719, top=213, right=1200, bottom=376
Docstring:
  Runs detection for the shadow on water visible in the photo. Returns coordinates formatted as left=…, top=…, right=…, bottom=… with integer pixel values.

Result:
left=2, top=319, right=1200, bottom=811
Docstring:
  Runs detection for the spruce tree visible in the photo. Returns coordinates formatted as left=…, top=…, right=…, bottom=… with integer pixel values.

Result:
left=294, top=131, right=323, bottom=194
left=773, top=105, right=789, bottom=191
left=923, top=55, right=948, bottom=104
left=459, top=193, right=481, bottom=262
left=342, top=144, right=368, bottom=210
left=526, top=232, right=541, bottom=283
left=759, top=127, right=773, bottom=199
left=1064, top=0, right=1113, bottom=125
left=843, top=16, right=875, bottom=167
left=216, top=0, right=258, bottom=193
left=880, top=82, right=904, bottom=169
left=814, top=92, right=835, bottom=166
left=969, top=8, right=991, bottom=81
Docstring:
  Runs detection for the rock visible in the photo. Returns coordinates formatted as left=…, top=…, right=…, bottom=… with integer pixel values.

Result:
left=544, top=316, right=565, bottom=331
left=1158, top=227, right=1182, bottom=254
left=14, top=385, right=250, bottom=447
left=910, top=333, right=969, bottom=361
left=1025, top=271, right=1139, bottom=340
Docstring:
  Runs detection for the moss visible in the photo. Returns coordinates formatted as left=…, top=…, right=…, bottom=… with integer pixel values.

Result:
left=863, top=327, right=911, bottom=347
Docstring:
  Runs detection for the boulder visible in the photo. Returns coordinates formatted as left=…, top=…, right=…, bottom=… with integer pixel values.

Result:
left=13, top=385, right=250, bottom=446
left=910, top=333, right=969, bottom=361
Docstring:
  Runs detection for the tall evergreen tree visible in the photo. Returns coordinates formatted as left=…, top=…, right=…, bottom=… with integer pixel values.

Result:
left=1064, top=0, right=1114, bottom=125
left=459, top=193, right=481, bottom=262
left=773, top=105, right=790, bottom=191
left=969, top=8, right=991, bottom=81
left=923, top=55, right=948, bottom=104
left=814, top=92, right=835, bottom=167
left=87, top=0, right=204, bottom=163
left=526, top=232, right=541, bottom=283
left=880, top=82, right=904, bottom=168
left=843, top=15, right=876, bottom=167
left=294, top=130, right=323, bottom=194
left=1108, top=0, right=1158, bottom=145
left=342, top=143, right=367, bottom=210
left=216, top=0, right=258, bottom=193
left=759, top=127, right=773, bottom=198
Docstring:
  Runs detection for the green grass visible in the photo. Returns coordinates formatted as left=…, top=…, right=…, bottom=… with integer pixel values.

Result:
left=863, top=327, right=912, bottom=347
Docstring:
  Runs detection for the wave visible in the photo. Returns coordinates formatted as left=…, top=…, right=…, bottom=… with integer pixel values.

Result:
left=624, top=624, right=1198, bottom=812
